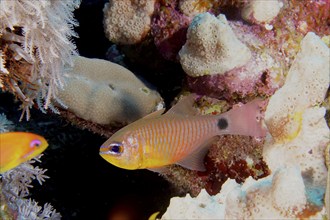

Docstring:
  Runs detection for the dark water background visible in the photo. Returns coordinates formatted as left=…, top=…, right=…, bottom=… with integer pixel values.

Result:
left=1, top=92, right=176, bottom=220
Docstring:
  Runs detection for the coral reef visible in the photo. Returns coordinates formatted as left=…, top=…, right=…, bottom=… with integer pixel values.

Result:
left=162, top=189, right=224, bottom=219
left=263, top=32, right=329, bottom=210
left=326, top=143, right=330, bottom=219
left=161, top=32, right=330, bottom=219
left=103, top=0, right=155, bottom=44
left=162, top=168, right=326, bottom=219
left=178, top=0, right=210, bottom=17
left=185, top=16, right=284, bottom=100
left=0, top=0, right=80, bottom=120
left=151, top=0, right=190, bottom=61
left=179, top=13, right=251, bottom=77
left=1, top=0, right=329, bottom=219
left=102, top=0, right=246, bottom=62
left=56, top=56, right=163, bottom=126
left=256, top=0, right=330, bottom=62
left=241, top=0, right=283, bottom=25
left=178, top=0, right=245, bottom=19
left=265, top=32, right=329, bottom=142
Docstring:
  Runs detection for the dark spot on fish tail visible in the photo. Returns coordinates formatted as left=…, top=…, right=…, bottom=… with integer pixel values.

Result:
left=218, top=118, right=228, bottom=130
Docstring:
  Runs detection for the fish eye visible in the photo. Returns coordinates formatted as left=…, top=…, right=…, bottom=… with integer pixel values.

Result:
left=108, top=142, right=124, bottom=155
left=30, top=139, right=42, bottom=148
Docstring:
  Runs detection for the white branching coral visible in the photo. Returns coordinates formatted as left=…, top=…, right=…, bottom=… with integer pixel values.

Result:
left=0, top=0, right=80, bottom=120
left=0, top=155, right=61, bottom=219
left=0, top=113, right=14, bottom=133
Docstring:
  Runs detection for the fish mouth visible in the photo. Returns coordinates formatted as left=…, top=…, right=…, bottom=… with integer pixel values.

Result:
left=22, top=151, right=34, bottom=159
left=99, top=145, right=110, bottom=155
left=99, top=145, right=118, bottom=156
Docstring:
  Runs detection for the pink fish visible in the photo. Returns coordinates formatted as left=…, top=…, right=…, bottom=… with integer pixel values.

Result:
left=100, top=95, right=266, bottom=172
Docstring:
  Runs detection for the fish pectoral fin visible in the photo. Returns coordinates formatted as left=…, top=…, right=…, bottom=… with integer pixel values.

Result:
left=147, top=166, right=169, bottom=174
left=176, top=137, right=218, bottom=171
left=142, top=108, right=166, bottom=119
left=148, top=211, right=160, bottom=220
left=165, top=94, right=199, bottom=117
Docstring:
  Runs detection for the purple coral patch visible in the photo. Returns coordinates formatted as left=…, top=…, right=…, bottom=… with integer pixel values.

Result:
left=151, top=1, right=191, bottom=61
left=187, top=67, right=277, bottom=101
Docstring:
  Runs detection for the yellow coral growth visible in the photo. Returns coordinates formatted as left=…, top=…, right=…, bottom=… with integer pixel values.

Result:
left=285, top=112, right=303, bottom=141
left=265, top=33, right=329, bottom=143
left=267, top=111, right=303, bottom=143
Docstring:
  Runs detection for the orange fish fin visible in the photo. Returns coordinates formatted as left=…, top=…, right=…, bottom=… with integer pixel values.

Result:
left=176, top=137, right=218, bottom=171
left=142, top=108, right=166, bottom=119
left=166, top=94, right=198, bottom=117
left=148, top=166, right=169, bottom=174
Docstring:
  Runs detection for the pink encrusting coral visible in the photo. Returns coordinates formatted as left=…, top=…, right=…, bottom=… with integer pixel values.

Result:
left=186, top=54, right=281, bottom=101
left=151, top=0, right=247, bottom=61
left=181, top=0, right=329, bottom=102
left=151, top=0, right=191, bottom=61
left=184, top=13, right=284, bottom=101
left=253, top=0, right=330, bottom=62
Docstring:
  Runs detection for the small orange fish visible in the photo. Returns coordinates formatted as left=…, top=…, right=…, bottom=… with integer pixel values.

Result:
left=100, top=95, right=266, bottom=172
left=0, top=132, right=48, bottom=174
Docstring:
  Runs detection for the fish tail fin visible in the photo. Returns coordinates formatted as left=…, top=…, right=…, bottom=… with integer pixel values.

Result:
left=218, top=99, right=267, bottom=137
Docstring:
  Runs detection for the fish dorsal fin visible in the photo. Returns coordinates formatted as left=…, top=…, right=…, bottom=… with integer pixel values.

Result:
left=142, top=108, right=166, bottom=119
left=176, top=137, right=218, bottom=171
left=165, top=95, right=198, bottom=117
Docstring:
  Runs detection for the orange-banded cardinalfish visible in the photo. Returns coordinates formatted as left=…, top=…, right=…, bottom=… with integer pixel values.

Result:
left=0, top=132, right=48, bottom=174
left=100, top=95, right=266, bottom=172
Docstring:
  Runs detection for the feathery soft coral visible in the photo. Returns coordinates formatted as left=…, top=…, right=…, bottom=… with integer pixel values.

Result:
left=0, top=0, right=80, bottom=120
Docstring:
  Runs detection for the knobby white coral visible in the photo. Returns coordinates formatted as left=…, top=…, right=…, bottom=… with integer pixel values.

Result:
left=0, top=0, right=80, bottom=120
left=179, top=13, right=251, bottom=77
left=241, top=0, right=283, bottom=24
left=103, top=0, right=155, bottom=44
left=1, top=155, right=61, bottom=220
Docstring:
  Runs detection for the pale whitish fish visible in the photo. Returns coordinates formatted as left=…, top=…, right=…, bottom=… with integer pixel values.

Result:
left=100, top=95, right=266, bottom=172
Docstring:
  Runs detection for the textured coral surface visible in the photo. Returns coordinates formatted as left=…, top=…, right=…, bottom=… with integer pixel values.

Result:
left=162, top=31, right=330, bottom=219
left=103, top=0, right=155, bottom=44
